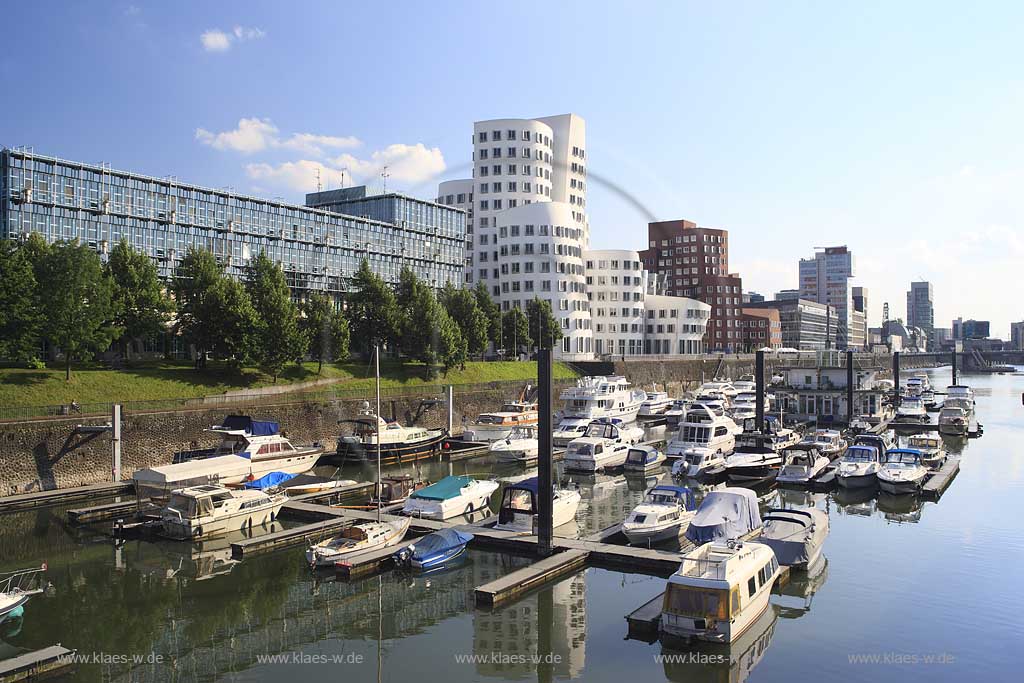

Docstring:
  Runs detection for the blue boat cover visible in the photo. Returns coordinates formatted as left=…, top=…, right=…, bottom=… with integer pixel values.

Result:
left=508, top=476, right=539, bottom=494
left=411, top=475, right=473, bottom=501
left=244, top=471, right=296, bottom=489
left=221, top=415, right=280, bottom=436
left=685, top=488, right=762, bottom=545
left=650, top=485, right=696, bottom=510
left=412, top=529, right=474, bottom=558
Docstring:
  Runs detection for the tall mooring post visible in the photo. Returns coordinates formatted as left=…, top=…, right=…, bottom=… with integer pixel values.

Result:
left=846, top=350, right=855, bottom=424
left=892, top=351, right=901, bottom=409
left=446, top=385, right=454, bottom=434
left=111, top=404, right=122, bottom=481
left=755, top=350, right=765, bottom=432
left=952, top=345, right=959, bottom=385
left=537, top=348, right=554, bottom=557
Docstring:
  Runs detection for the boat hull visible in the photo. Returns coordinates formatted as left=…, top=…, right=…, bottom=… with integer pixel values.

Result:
left=836, top=472, right=877, bottom=488
left=335, top=432, right=447, bottom=465
left=622, top=522, right=682, bottom=545
left=877, top=477, right=925, bottom=495
left=161, top=500, right=285, bottom=540
left=402, top=484, right=498, bottom=520
left=727, top=465, right=780, bottom=485
left=411, top=543, right=468, bottom=570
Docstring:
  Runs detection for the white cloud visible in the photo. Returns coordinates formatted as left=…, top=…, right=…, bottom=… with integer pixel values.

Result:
left=200, top=25, right=265, bottom=52
left=278, top=133, right=362, bottom=156
left=196, top=117, right=278, bottom=153
left=245, top=160, right=335, bottom=193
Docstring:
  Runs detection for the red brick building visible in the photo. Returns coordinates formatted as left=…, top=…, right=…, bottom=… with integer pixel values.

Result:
left=741, top=307, right=783, bottom=351
left=639, top=219, right=743, bottom=352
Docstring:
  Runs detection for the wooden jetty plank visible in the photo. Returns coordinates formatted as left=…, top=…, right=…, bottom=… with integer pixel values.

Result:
left=475, top=549, right=589, bottom=608
left=333, top=541, right=414, bottom=581
left=564, top=539, right=687, bottom=576
left=67, top=499, right=140, bottom=524
left=0, top=481, right=132, bottom=514
left=625, top=592, right=664, bottom=642
left=922, top=457, right=961, bottom=500
left=0, top=645, right=75, bottom=682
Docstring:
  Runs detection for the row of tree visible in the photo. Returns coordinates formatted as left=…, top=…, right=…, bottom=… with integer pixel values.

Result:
left=0, top=236, right=564, bottom=380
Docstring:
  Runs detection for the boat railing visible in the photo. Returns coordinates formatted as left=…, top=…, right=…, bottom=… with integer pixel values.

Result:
left=678, top=555, right=729, bottom=580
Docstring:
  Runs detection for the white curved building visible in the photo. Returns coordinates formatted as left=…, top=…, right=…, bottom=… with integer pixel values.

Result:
left=585, top=249, right=710, bottom=357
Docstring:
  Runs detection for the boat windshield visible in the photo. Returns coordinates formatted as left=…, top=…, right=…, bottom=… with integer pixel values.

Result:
left=568, top=442, right=595, bottom=456
left=843, top=448, right=875, bottom=462
left=680, top=426, right=710, bottom=443
left=213, top=436, right=248, bottom=455
left=684, top=453, right=704, bottom=465
left=663, top=584, right=730, bottom=620
left=504, top=488, right=534, bottom=512
left=885, top=452, right=920, bottom=465
left=645, top=492, right=680, bottom=505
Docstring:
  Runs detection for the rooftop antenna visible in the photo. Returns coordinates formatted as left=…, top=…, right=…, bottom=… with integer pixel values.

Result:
left=340, top=168, right=346, bottom=189
left=381, top=166, right=389, bottom=194
left=315, top=168, right=322, bottom=193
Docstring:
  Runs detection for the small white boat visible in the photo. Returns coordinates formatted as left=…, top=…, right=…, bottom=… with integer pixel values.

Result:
left=621, top=484, right=697, bottom=545
left=1, top=566, right=46, bottom=622
left=661, top=540, right=779, bottom=643
left=895, top=396, right=928, bottom=423
left=494, top=477, right=581, bottom=534
left=798, top=429, right=847, bottom=460
left=907, top=434, right=946, bottom=470
left=560, top=375, right=646, bottom=422
left=760, top=507, right=829, bottom=569
left=776, top=446, right=831, bottom=485
left=638, top=390, right=674, bottom=417
left=461, top=400, right=539, bottom=442
left=623, top=445, right=667, bottom=473
left=161, top=485, right=286, bottom=540
left=725, top=445, right=783, bottom=485
left=563, top=421, right=631, bottom=472
left=671, top=448, right=728, bottom=479
left=877, top=449, right=928, bottom=494
left=489, top=426, right=539, bottom=463
left=279, top=475, right=359, bottom=496
left=306, top=517, right=412, bottom=566
left=552, top=417, right=593, bottom=446
left=938, top=405, right=968, bottom=436
left=699, top=381, right=738, bottom=399
left=402, top=475, right=499, bottom=520
left=835, top=444, right=881, bottom=488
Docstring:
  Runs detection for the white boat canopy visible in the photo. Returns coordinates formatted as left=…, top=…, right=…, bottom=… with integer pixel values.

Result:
left=132, top=455, right=252, bottom=488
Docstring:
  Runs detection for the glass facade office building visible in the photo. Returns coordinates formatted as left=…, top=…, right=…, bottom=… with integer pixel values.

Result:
left=0, top=148, right=465, bottom=297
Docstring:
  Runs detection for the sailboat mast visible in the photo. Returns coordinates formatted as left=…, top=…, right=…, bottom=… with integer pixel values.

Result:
left=375, top=344, right=382, bottom=523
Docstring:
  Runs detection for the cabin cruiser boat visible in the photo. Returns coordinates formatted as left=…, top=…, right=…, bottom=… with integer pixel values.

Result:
left=760, top=508, right=829, bottom=569
left=461, top=400, right=538, bottom=442
left=664, top=399, right=692, bottom=426
left=621, top=485, right=697, bottom=546
left=667, top=405, right=737, bottom=462
left=552, top=416, right=593, bottom=446
left=735, top=416, right=799, bottom=452
left=402, top=475, right=499, bottom=520
left=776, top=446, right=831, bottom=485
left=489, top=426, right=539, bottom=463
left=0, top=567, right=46, bottom=622
left=938, top=405, right=969, bottom=436
left=559, top=375, right=646, bottom=423
left=731, top=375, right=757, bottom=394
left=895, top=396, right=928, bottom=423
left=160, top=485, right=286, bottom=540
left=877, top=449, right=929, bottom=494
left=494, top=477, right=582, bottom=534
left=337, top=407, right=446, bottom=464
left=563, top=421, right=633, bottom=472
left=661, top=540, right=779, bottom=643
left=725, top=440, right=784, bottom=486
left=945, top=384, right=975, bottom=410
left=798, top=429, right=847, bottom=459
left=624, top=445, right=667, bottom=473
left=728, top=392, right=758, bottom=423
left=393, top=529, right=473, bottom=572
left=685, top=488, right=763, bottom=545
left=700, top=381, right=739, bottom=399
left=853, top=432, right=893, bottom=454
left=639, top=390, right=674, bottom=417
left=372, top=475, right=426, bottom=505
left=239, top=471, right=358, bottom=496
left=694, top=392, right=731, bottom=412
left=671, top=449, right=728, bottom=480
left=907, top=434, right=946, bottom=469
left=306, top=517, right=412, bottom=566
left=835, top=444, right=881, bottom=488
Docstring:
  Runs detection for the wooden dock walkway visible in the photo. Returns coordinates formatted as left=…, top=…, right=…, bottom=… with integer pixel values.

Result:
left=475, top=549, right=589, bottom=607
left=922, top=457, right=961, bottom=500
left=0, top=481, right=132, bottom=514
left=0, top=645, right=75, bottom=682
left=625, top=592, right=664, bottom=642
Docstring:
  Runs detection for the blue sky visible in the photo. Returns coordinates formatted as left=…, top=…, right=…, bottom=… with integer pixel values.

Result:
left=2, top=1, right=1021, bottom=336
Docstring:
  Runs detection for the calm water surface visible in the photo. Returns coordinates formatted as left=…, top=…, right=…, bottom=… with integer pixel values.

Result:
left=1, top=366, right=1021, bottom=682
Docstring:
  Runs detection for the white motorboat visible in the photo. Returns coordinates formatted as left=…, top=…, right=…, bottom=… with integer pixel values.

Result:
left=906, top=434, right=946, bottom=470
left=835, top=444, right=881, bottom=488
left=402, top=475, right=499, bottom=520
left=731, top=375, right=757, bottom=394
left=664, top=399, right=692, bottom=427
left=666, top=404, right=737, bottom=464
left=937, top=405, right=968, bottom=436
left=306, top=518, right=412, bottom=566
left=623, top=445, right=667, bottom=473
left=461, top=400, right=539, bottom=442
left=0, top=566, right=46, bottom=622
left=563, top=421, right=632, bottom=472
left=638, top=390, right=674, bottom=417
left=735, top=416, right=800, bottom=452
left=728, top=391, right=758, bottom=423
left=552, top=417, right=594, bottom=446
left=160, top=485, right=286, bottom=540
left=337, top=407, right=447, bottom=464
left=559, top=375, right=646, bottom=423
left=877, top=449, right=929, bottom=494
left=760, top=507, right=829, bottom=569
left=776, top=446, right=831, bottom=485
left=798, top=429, right=847, bottom=460
left=494, top=477, right=581, bottom=534
left=671, top=448, right=728, bottom=479
left=700, top=381, right=739, bottom=399
left=621, top=484, right=697, bottom=546
left=661, top=540, right=779, bottom=643
left=895, top=395, right=928, bottom=423
left=694, top=393, right=731, bottom=413
left=945, top=384, right=975, bottom=415
left=725, top=443, right=784, bottom=486
left=489, top=426, right=539, bottom=463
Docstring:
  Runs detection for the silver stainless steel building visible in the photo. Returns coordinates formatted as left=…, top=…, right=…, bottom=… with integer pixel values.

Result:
left=0, top=148, right=465, bottom=297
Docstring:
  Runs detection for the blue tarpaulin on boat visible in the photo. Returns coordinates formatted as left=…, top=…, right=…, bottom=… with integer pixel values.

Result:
left=412, top=529, right=474, bottom=556
left=244, top=471, right=296, bottom=490
left=221, top=415, right=280, bottom=436
left=411, top=475, right=473, bottom=501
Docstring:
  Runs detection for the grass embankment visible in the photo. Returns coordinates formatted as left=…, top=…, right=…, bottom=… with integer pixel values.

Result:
left=0, top=360, right=578, bottom=408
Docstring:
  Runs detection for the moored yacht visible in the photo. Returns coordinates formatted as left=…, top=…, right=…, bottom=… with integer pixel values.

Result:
left=160, top=485, right=286, bottom=540
left=639, top=390, right=674, bottom=417
left=306, top=517, right=412, bottom=566
left=624, top=445, right=668, bottom=473
left=563, top=420, right=632, bottom=472
left=907, top=434, right=946, bottom=469
left=731, top=374, right=757, bottom=394
left=760, top=508, right=829, bottom=569
left=735, top=416, right=799, bottom=452
left=835, top=444, right=881, bottom=488
left=494, top=477, right=582, bottom=534
left=798, top=429, right=847, bottom=460
left=728, top=392, right=758, bottom=423
left=489, top=426, right=539, bottom=463
left=725, top=441, right=784, bottom=486
left=775, top=446, right=831, bottom=485
left=666, top=405, right=737, bottom=463
left=401, top=475, right=499, bottom=520
left=337, top=406, right=447, bottom=464
left=895, top=395, right=928, bottom=424
left=183, top=415, right=324, bottom=479
left=461, top=400, right=539, bottom=442
left=0, top=566, right=46, bottom=622
left=552, top=416, right=593, bottom=446
left=664, top=399, right=692, bottom=426
left=661, top=540, right=779, bottom=643
left=877, top=448, right=929, bottom=494
left=937, top=405, right=968, bottom=436
left=559, top=375, right=646, bottom=423
left=700, top=381, right=739, bottom=399
left=621, top=485, right=697, bottom=546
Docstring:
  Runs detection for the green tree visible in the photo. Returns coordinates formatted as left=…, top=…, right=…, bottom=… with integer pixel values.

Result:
left=0, top=241, right=43, bottom=362
left=346, top=259, right=399, bottom=355
left=401, top=277, right=445, bottom=375
left=473, top=281, right=501, bottom=349
left=437, top=308, right=468, bottom=375
left=245, top=252, right=307, bottom=381
left=206, top=277, right=257, bottom=366
left=106, top=239, right=174, bottom=358
left=441, top=283, right=489, bottom=356
left=173, top=248, right=223, bottom=368
left=300, top=293, right=350, bottom=374
left=36, top=241, right=120, bottom=380
left=500, top=308, right=532, bottom=359
left=526, top=297, right=564, bottom=351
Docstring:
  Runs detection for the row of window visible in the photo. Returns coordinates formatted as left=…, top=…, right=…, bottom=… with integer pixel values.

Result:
left=652, top=232, right=726, bottom=247
left=477, top=129, right=551, bottom=146
left=477, top=147, right=551, bottom=164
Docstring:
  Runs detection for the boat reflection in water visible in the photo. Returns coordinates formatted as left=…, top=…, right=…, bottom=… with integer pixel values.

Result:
left=877, top=492, right=924, bottom=524
left=773, top=554, right=830, bottom=619
left=831, top=485, right=878, bottom=517
left=660, top=603, right=779, bottom=683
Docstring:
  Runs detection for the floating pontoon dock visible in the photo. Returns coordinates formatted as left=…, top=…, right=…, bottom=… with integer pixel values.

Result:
left=0, top=645, right=75, bottom=682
